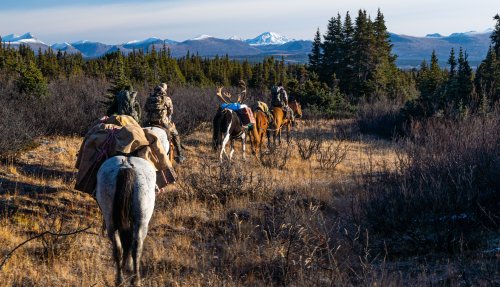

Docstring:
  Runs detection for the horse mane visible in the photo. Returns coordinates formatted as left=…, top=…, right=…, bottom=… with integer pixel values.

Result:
left=113, top=167, right=135, bottom=255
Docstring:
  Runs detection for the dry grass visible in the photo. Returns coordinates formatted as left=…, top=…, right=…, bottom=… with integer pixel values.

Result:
left=0, top=120, right=497, bottom=286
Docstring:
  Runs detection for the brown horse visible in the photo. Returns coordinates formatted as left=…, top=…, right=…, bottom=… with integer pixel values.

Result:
left=270, top=100, right=302, bottom=145
left=289, top=100, right=303, bottom=119
left=248, top=109, right=269, bottom=156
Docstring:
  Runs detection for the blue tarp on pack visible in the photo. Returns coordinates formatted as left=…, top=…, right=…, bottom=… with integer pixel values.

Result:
left=220, top=103, right=241, bottom=111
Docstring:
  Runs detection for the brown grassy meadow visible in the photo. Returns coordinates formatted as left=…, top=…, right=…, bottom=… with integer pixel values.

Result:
left=0, top=119, right=498, bottom=286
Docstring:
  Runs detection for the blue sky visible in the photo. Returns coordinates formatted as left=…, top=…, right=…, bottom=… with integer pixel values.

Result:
left=1, top=0, right=498, bottom=44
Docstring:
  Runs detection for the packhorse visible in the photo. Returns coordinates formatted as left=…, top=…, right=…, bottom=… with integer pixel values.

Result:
left=212, top=84, right=251, bottom=162
left=95, top=155, right=156, bottom=287
left=248, top=108, right=270, bottom=156
left=144, top=125, right=175, bottom=164
left=269, top=100, right=302, bottom=145
left=213, top=107, right=247, bottom=162
left=95, top=122, right=171, bottom=286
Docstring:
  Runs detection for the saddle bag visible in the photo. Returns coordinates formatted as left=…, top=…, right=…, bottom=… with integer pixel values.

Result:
left=237, top=106, right=256, bottom=126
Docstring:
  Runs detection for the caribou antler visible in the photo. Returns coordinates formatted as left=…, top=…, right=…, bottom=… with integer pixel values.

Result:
left=216, top=86, right=231, bottom=104
left=217, top=81, right=247, bottom=104
left=237, top=80, right=247, bottom=103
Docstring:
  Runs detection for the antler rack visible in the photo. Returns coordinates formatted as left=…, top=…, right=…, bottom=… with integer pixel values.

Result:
left=216, top=80, right=247, bottom=104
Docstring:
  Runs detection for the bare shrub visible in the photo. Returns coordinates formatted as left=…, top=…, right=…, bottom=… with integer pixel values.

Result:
left=259, top=143, right=293, bottom=169
left=168, top=85, right=220, bottom=134
left=316, top=140, right=350, bottom=170
left=361, top=115, right=500, bottom=253
left=181, top=157, right=272, bottom=204
left=296, top=129, right=323, bottom=160
left=0, top=75, right=107, bottom=156
left=357, top=98, right=403, bottom=139
left=37, top=210, right=81, bottom=263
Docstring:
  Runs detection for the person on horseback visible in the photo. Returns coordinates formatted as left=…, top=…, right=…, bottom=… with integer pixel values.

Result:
left=144, top=83, right=186, bottom=163
left=271, top=82, right=294, bottom=123
left=106, top=85, right=142, bottom=123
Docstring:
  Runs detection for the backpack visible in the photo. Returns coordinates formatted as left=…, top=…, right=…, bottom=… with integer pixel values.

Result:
left=109, top=90, right=141, bottom=122
left=271, top=86, right=283, bottom=107
left=145, top=92, right=167, bottom=124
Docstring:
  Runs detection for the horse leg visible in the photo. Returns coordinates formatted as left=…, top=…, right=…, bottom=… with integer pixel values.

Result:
left=241, top=133, right=247, bottom=160
left=220, top=132, right=231, bottom=162
left=111, top=231, right=124, bottom=286
left=267, top=130, right=271, bottom=149
left=229, top=139, right=235, bottom=160
left=122, top=239, right=133, bottom=272
left=286, top=124, right=291, bottom=143
left=131, top=228, right=146, bottom=287
left=249, top=131, right=256, bottom=155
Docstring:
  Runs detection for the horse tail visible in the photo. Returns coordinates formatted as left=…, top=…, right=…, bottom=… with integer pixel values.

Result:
left=113, top=167, right=135, bottom=255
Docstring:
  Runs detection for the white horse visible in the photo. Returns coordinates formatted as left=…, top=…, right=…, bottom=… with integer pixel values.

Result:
left=95, top=127, right=169, bottom=286
left=143, top=126, right=170, bottom=157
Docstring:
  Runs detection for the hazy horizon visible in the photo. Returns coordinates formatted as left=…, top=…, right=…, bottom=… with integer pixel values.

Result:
left=0, top=0, right=498, bottom=44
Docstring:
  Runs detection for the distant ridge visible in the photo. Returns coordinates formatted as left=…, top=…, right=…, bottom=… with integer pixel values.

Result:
left=1, top=30, right=493, bottom=67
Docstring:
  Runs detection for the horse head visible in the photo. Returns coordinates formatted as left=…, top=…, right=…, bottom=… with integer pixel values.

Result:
left=290, top=100, right=302, bottom=118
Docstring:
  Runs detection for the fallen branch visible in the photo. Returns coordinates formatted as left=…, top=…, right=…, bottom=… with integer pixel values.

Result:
left=0, top=226, right=94, bottom=271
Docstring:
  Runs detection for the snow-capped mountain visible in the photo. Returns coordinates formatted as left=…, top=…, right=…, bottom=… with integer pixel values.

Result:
left=190, top=34, right=213, bottom=41
left=245, top=32, right=293, bottom=46
left=50, top=42, right=80, bottom=54
left=70, top=40, right=112, bottom=58
left=51, top=42, right=72, bottom=50
left=123, top=37, right=164, bottom=49
left=1, top=32, right=45, bottom=44
left=0, top=29, right=494, bottom=66
left=228, top=35, right=244, bottom=41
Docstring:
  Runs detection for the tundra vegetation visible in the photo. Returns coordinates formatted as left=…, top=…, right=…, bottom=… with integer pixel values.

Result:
left=0, top=10, right=498, bottom=286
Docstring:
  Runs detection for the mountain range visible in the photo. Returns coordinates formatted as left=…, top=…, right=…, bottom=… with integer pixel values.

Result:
left=1, top=30, right=494, bottom=68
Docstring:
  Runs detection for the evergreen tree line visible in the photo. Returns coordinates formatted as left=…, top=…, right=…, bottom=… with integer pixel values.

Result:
left=0, top=11, right=498, bottom=121
left=406, top=14, right=500, bottom=120
left=308, top=9, right=412, bottom=101
left=0, top=40, right=304, bottom=99
left=310, top=11, right=500, bottom=123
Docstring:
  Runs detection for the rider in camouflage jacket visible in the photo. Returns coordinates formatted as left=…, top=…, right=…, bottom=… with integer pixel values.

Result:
left=145, top=83, right=186, bottom=163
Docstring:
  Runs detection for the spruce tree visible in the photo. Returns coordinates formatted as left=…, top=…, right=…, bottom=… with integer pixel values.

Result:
left=413, top=52, right=447, bottom=115
left=492, top=14, right=500, bottom=55
left=457, top=48, right=474, bottom=108
left=308, top=28, right=322, bottom=75
left=352, top=9, right=375, bottom=99
left=321, top=14, right=343, bottom=86
left=108, top=52, right=132, bottom=95
left=475, top=14, right=500, bottom=103
left=104, top=52, right=133, bottom=115
left=372, top=8, right=399, bottom=98
left=448, top=48, right=457, bottom=77
left=373, top=9, right=395, bottom=64
left=445, top=48, right=459, bottom=104
left=340, top=11, right=355, bottom=96
left=17, top=60, right=48, bottom=97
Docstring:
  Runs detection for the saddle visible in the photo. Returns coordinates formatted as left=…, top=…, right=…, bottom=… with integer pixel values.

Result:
left=75, top=115, right=175, bottom=194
